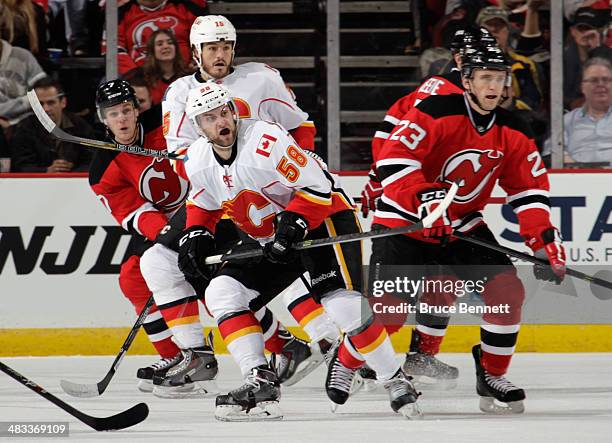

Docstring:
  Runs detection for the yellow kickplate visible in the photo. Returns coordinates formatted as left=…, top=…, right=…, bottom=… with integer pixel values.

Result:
left=1, top=325, right=611, bottom=357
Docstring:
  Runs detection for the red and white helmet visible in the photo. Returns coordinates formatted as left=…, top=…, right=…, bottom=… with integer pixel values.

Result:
left=185, top=83, right=237, bottom=137
left=190, top=15, right=237, bottom=70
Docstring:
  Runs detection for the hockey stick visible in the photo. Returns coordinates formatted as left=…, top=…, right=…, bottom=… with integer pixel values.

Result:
left=452, top=231, right=612, bottom=290
left=60, top=295, right=155, bottom=398
left=205, top=182, right=459, bottom=265
left=26, top=90, right=184, bottom=161
left=0, top=361, right=148, bottom=431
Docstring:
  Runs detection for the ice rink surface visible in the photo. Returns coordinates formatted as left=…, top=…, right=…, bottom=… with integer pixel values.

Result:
left=1, top=353, right=611, bottom=443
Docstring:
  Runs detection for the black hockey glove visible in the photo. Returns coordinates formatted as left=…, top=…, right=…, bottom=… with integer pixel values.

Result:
left=263, top=211, right=308, bottom=264
left=178, top=226, right=217, bottom=281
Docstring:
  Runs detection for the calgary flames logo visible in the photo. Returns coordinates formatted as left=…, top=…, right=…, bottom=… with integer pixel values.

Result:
left=139, top=158, right=189, bottom=210
left=222, top=190, right=276, bottom=239
left=439, top=149, right=503, bottom=203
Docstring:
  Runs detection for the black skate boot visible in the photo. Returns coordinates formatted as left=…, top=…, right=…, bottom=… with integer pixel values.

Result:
left=215, top=363, right=282, bottom=422
left=325, top=340, right=359, bottom=412
left=383, top=368, right=422, bottom=418
left=136, top=353, right=182, bottom=393
left=472, top=345, right=525, bottom=414
left=403, top=329, right=459, bottom=390
left=355, top=365, right=378, bottom=393
left=277, top=335, right=324, bottom=386
left=152, top=345, right=219, bottom=398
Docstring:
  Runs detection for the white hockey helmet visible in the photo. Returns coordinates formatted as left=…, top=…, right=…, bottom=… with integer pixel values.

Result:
left=185, top=82, right=237, bottom=136
left=190, top=15, right=237, bottom=70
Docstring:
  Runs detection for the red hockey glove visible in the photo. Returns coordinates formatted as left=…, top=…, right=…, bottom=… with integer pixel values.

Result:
left=533, top=228, right=566, bottom=284
left=360, top=170, right=383, bottom=218
left=417, top=186, right=452, bottom=241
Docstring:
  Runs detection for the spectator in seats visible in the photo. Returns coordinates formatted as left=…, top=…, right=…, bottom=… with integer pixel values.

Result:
left=10, top=77, right=94, bottom=172
left=48, top=0, right=90, bottom=56
left=477, top=5, right=543, bottom=111
left=0, top=0, right=47, bottom=58
left=564, top=7, right=610, bottom=109
left=107, top=0, right=207, bottom=76
left=0, top=125, right=10, bottom=172
left=0, top=38, right=47, bottom=133
left=129, top=75, right=153, bottom=111
left=140, top=29, right=191, bottom=105
left=545, top=57, right=612, bottom=165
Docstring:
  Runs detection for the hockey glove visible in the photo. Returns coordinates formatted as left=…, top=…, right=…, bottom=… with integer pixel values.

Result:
left=263, top=211, right=308, bottom=264
left=533, top=228, right=566, bottom=284
left=178, top=226, right=217, bottom=281
left=417, top=186, right=452, bottom=241
left=360, top=169, right=383, bottom=218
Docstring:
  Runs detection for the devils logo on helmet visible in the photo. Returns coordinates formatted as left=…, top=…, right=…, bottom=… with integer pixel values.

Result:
left=439, top=149, right=503, bottom=203
left=139, top=158, right=189, bottom=210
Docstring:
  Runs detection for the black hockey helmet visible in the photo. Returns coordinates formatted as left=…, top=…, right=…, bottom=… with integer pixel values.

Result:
left=95, top=79, right=139, bottom=119
left=451, top=26, right=498, bottom=55
left=461, top=45, right=511, bottom=79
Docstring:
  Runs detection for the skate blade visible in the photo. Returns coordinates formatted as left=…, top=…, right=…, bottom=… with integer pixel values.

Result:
left=215, top=401, right=283, bottom=422
left=330, top=401, right=341, bottom=413
left=397, top=402, right=423, bottom=419
left=153, top=380, right=219, bottom=399
left=348, top=373, right=364, bottom=395
left=411, top=375, right=458, bottom=391
left=281, top=348, right=325, bottom=387
left=137, top=379, right=153, bottom=393
left=479, top=396, right=525, bottom=414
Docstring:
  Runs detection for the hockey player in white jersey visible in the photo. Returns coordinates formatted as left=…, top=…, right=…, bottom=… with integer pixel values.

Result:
left=179, top=83, right=421, bottom=421
left=139, top=14, right=338, bottom=397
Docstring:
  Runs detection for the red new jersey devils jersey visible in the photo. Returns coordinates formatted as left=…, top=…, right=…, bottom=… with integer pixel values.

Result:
left=109, top=0, right=207, bottom=75
left=372, top=70, right=463, bottom=164
left=89, top=125, right=190, bottom=242
left=373, top=93, right=554, bottom=251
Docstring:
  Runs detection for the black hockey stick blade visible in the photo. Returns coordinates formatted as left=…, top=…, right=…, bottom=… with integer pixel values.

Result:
left=26, top=90, right=184, bottom=161
left=60, top=295, right=155, bottom=398
left=0, top=361, right=149, bottom=431
left=205, top=182, right=459, bottom=265
left=452, top=231, right=612, bottom=290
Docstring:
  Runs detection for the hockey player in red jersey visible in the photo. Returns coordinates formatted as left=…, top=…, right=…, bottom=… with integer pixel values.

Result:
left=88, top=80, right=203, bottom=392
left=179, top=83, right=421, bottom=421
left=365, top=45, right=566, bottom=414
left=141, top=14, right=339, bottom=394
left=358, top=27, right=501, bottom=390
left=361, top=26, right=497, bottom=219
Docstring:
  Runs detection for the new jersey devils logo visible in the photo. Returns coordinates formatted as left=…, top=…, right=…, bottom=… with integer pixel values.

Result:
left=139, top=158, right=189, bottom=210
left=439, top=149, right=503, bottom=203
left=132, top=16, right=179, bottom=62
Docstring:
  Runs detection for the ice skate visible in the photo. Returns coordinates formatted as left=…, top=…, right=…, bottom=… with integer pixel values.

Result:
left=325, top=341, right=359, bottom=412
left=383, top=368, right=422, bottom=419
left=277, top=336, right=324, bottom=386
left=472, top=345, right=525, bottom=414
left=403, top=329, right=459, bottom=390
left=135, top=353, right=182, bottom=393
left=152, top=346, right=219, bottom=398
left=215, top=364, right=282, bottom=422
left=354, top=365, right=377, bottom=393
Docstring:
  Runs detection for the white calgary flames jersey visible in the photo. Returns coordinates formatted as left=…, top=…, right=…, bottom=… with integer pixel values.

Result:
left=184, top=119, right=353, bottom=243
left=163, top=62, right=311, bottom=153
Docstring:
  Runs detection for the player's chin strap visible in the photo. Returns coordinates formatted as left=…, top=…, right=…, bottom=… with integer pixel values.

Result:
left=452, top=231, right=612, bottom=291
left=203, top=183, right=459, bottom=265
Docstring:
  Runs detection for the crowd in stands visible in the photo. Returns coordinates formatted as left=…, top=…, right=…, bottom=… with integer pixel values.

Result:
left=1, top=0, right=612, bottom=172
